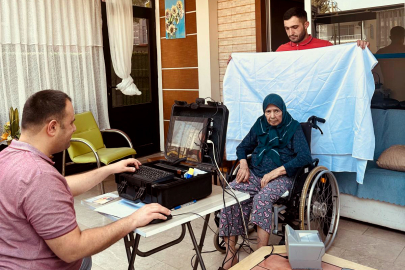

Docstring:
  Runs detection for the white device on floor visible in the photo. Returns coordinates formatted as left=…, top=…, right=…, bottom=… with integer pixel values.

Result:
left=285, top=224, right=325, bottom=270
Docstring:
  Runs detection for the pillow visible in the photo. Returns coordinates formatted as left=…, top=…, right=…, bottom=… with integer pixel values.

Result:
left=377, top=145, right=405, bottom=172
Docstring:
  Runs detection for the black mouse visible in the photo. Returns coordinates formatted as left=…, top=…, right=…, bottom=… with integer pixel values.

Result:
left=148, top=214, right=173, bottom=225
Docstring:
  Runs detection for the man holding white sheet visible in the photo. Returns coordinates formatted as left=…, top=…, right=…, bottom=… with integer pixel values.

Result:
left=0, top=90, right=170, bottom=270
left=227, top=7, right=369, bottom=64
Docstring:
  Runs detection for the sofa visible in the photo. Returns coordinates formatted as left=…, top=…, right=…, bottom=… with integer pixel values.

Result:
left=334, top=109, right=405, bottom=232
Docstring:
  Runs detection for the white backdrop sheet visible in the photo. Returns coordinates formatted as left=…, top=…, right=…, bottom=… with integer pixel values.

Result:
left=224, top=43, right=378, bottom=184
left=0, top=0, right=110, bottom=130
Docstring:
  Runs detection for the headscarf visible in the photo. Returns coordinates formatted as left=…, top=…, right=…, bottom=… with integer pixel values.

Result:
left=252, top=94, right=300, bottom=166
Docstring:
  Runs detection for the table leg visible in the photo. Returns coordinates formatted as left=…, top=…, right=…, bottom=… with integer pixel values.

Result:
left=123, top=232, right=141, bottom=270
left=186, top=214, right=211, bottom=270
left=213, top=173, right=218, bottom=185
left=193, top=214, right=211, bottom=270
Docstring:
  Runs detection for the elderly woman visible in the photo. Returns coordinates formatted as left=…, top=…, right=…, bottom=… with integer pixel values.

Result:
left=219, top=94, right=312, bottom=269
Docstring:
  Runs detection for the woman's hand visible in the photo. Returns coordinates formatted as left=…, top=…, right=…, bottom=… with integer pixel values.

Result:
left=236, top=159, right=250, bottom=183
left=260, top=166, right=286, bottom=188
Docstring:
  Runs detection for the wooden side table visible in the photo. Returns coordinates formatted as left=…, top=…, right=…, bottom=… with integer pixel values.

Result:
left=230, top=246, right=376, bottom=270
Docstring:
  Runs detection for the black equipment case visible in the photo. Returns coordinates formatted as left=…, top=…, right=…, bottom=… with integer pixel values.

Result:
left=115, top=98, right=229, bottom=209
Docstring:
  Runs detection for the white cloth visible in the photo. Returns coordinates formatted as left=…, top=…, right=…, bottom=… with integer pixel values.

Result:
left=106, top=0, right=141, bottom=96
left=376, top=8, right=405, bottom=50
left=0, top=0, right=110, bottom=130
left=224, top=43, right=378, bottom=184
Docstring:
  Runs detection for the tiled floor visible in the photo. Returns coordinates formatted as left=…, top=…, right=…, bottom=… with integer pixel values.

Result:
left=74, top=154, right=405, bottom=270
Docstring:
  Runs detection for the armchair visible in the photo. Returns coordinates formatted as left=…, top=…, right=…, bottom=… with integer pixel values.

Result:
left=62, top=111, right=136, bottom=193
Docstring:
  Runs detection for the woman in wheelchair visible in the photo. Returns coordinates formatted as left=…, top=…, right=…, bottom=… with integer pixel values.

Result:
left=219, top=94, right=312, bottom=269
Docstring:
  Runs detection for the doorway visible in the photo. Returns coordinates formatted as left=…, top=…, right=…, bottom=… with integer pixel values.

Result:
left=102, top=1, right=160, bottom=157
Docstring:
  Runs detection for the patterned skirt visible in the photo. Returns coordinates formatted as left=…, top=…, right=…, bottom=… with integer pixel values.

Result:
left=218, top=170, right=293, bottom=237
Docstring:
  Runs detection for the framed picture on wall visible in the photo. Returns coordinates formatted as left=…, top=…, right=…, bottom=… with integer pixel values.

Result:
left=165, top=0, right=186, bottom=39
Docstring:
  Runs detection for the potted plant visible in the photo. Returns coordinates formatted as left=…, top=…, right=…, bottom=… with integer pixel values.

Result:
left=1, top=107, right=21, bottom=145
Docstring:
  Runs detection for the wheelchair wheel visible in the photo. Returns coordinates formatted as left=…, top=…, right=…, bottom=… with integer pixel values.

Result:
left=214, top=229, right=227, bottom=253
left=299, top=166, right=340, bottom=251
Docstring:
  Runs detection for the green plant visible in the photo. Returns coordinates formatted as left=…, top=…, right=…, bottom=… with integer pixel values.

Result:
left=1, top=107, right=20, bottom=144
left=9, top=107, right=20, bottom=139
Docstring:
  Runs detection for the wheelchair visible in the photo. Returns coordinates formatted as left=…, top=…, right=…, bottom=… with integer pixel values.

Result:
left=213, top=116, right=340, bottom=252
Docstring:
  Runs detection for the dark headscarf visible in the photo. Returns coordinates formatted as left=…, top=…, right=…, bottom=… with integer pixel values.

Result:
left=252, top=94, right=300, bottom=166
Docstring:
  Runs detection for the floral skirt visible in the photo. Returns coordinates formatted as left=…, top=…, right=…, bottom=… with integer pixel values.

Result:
left=218, top=170, right=293, bottom=237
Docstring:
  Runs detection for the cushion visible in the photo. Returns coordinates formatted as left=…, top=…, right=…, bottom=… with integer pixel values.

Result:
left=377, top=145, right=405, bottom=172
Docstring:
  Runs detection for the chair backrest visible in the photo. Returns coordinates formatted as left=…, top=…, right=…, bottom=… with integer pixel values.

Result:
left=300, top=122, right=312, bottom=151
left=67, top=111, right=104, bottom=159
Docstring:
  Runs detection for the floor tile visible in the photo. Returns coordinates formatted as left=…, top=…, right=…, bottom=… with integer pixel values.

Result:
left=325, top=246, right=345, bottom=257
left=363, top=225, right=405, bottom=245
left=332, top=228, right=404, bottom=262
left=91, top=263, right=106, bottom=270
left=339, top=250, right=404, bottom=270
left=146, top=260, right=179, bottom=270
left=338, top=218, right=370, bottom=234
left=395, top=247, right=405, bottom=267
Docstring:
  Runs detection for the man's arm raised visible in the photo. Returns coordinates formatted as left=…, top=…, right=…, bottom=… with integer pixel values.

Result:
left=65, top=158, right=141, bottom=197
left=45, top=203, right=170, bottom=263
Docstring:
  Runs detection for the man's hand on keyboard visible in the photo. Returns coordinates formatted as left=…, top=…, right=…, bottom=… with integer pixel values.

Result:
left=130, top=203, right=171, bottom=228
left=109, top=158, right=142, bottom=174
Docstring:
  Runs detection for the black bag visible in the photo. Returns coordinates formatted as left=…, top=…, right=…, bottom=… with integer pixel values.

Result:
left=115, top=98, right=229, bottom=209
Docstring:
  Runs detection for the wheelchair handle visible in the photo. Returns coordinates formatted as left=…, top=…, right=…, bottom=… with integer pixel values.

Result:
left=308, top=116, right=325, bottom=135
left=316, top=117, right=326, bottom=123
left=308, top=115, right=326, bottom=124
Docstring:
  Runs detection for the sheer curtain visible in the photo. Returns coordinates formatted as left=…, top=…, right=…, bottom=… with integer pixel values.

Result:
left=376, top=7, right=405, bottom=50
left=106, top=0, right=141, bottom=95
left=0, top=0, right=110, bottom=130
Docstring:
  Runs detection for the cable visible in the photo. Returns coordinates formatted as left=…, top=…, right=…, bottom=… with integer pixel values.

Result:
left=204, top=141, right=254, bottom=268
left=206, top=139, right=249, bottom=241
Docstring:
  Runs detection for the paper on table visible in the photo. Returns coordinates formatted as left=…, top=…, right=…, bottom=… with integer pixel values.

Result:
left=85, top=193, right=119, bottom=204
left=95, top=199, right=145, bottom=219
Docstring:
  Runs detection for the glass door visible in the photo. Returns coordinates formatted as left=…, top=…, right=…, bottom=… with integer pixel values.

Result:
left=102, top=1, right=160, bottom=157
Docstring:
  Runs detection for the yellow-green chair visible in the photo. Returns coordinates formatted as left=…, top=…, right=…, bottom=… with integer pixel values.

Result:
left=62, top=111, right=136, bottom=193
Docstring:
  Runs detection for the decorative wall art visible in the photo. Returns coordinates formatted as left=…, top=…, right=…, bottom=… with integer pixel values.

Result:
left=165, top=0, right=185, bottom=39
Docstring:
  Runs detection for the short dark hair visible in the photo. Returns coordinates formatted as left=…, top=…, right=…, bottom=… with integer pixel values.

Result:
left=390, top=26, right=405, bottom=39
left=21, top=90, right=72, bottom=130
left=283, top=7, right=307, bottom=21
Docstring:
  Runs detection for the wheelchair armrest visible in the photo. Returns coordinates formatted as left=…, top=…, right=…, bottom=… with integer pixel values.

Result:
left=227, top=154, right=253, bottom=182
left=100, top=129, right=134, bottom=149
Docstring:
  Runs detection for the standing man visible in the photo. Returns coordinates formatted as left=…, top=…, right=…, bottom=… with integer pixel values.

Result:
left=227, top=7, right=369, bottom=64
left=0, top=90, right=170, bottom=270
left=277, top=7, right=369, bottom=51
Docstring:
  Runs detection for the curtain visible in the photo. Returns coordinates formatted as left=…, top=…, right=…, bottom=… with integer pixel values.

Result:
left=106, top=0, right=141, bottom=95
left=0, top=0, right=110, bottom=130
left=376, top=7, right=405, bottom=50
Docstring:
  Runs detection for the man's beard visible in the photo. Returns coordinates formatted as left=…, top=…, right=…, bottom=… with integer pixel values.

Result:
left=289, top=30, right=307, bottom=44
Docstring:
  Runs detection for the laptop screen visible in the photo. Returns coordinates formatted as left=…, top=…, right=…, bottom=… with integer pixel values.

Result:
left=166, top=116, right=209, bottom=163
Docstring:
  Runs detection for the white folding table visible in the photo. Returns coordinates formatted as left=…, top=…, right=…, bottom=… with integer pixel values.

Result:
left=84, top=185, right=250, bottom=270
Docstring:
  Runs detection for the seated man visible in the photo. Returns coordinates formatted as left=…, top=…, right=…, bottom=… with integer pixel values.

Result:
left=0, top=90, right=170, bottom=270
left=218, top=94, right=312, bottom=269
left=373, top=26, right=405, bottom=100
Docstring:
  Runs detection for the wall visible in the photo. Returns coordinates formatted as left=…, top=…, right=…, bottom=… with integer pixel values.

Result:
left=158, top=0, right=199, bottom=142
left=217, top=0, right=257, bottom=101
